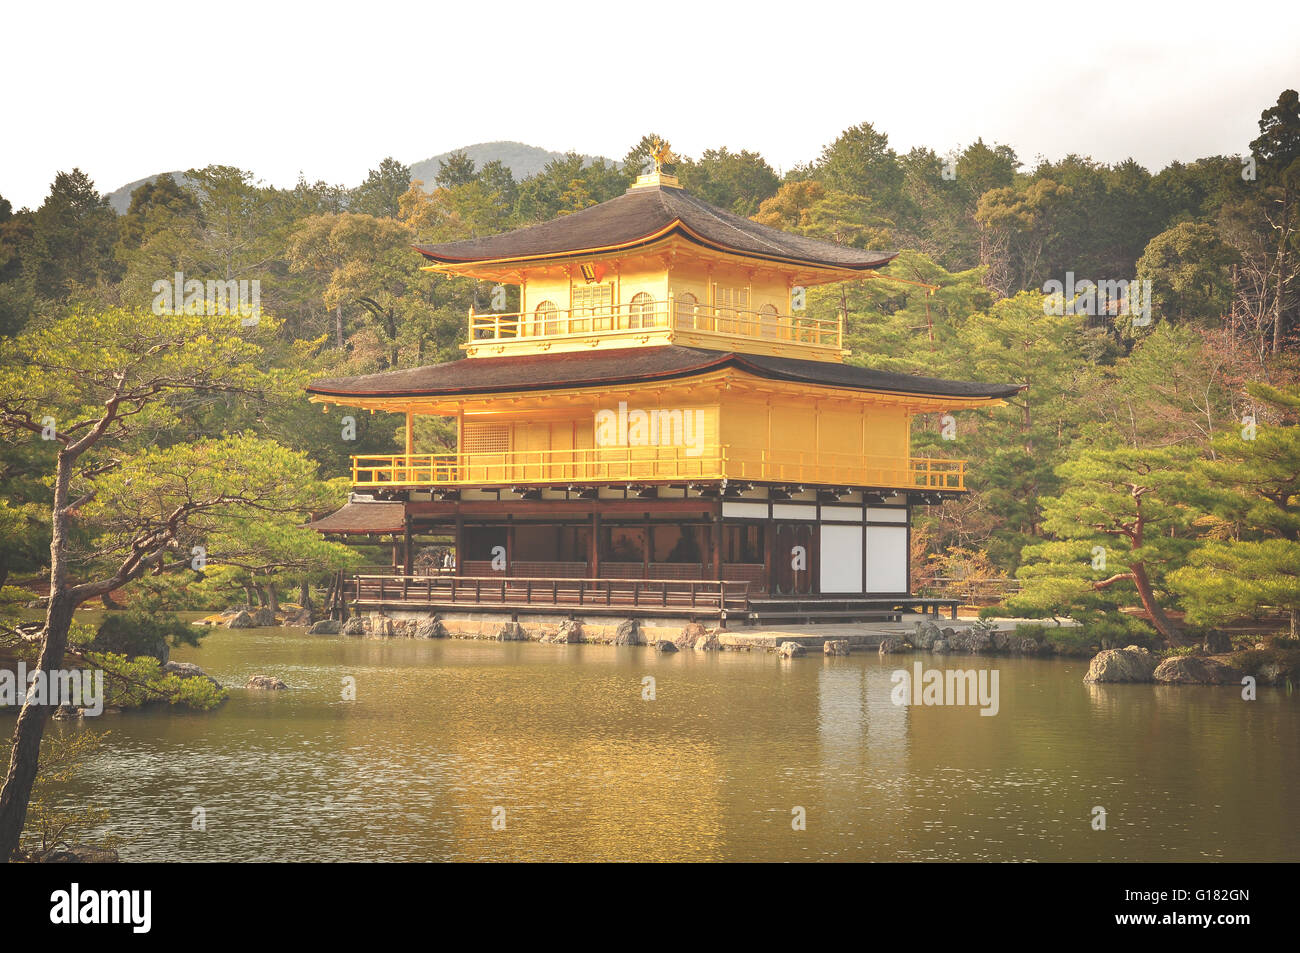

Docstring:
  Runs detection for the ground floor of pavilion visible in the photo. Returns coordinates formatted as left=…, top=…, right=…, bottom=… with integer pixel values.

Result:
left=309, top=480, right=961, bottom=623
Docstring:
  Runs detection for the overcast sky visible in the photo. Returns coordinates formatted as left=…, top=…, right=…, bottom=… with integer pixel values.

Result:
left=4, top=0, right=1297, bottom=209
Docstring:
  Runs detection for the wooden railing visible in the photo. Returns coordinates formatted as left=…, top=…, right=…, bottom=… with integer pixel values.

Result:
left=352, top=445, right=726, bottom=486
left=346, top=573, right=750, bottom=616
left=467, top=297, right=842, bottom=351
left=721, top=448, right=967, bottom=491
left=350, top=446, right=966, bottom=491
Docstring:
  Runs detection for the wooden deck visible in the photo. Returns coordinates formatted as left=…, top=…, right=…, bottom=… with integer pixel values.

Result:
left=345, top=573, right=749, bottom=620
left=337, top=571, right=957, bottom=625
left=747, top=596, right=959, bottom=624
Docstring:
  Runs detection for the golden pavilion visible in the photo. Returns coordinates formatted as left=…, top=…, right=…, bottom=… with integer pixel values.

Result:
left=305, top=150, right=1020, bottom=624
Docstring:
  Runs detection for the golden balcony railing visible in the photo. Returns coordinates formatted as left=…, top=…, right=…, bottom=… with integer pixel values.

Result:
left=466, top=297, right=842, bottom=351
left=722, top=448, right=967, bottom=491
left=350, top=446, right=966, bottom=491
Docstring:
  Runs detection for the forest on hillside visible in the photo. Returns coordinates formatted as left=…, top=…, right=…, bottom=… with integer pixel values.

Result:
left=1, top=89, right=1298, bottom=649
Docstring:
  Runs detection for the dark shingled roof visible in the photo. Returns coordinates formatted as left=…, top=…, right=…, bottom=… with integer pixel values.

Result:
left=414, top=183, right=896, bottom=271
left=306, top=501, right=406, bottom=535
left=306, top=346, right=1023, bottom=401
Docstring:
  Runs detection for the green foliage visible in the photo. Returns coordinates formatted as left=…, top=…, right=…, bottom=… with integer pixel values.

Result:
left=1137, top=222, right=1239, bottom=325
left=92, top=611, right=204, bottom=662
left=80, top=650, right=228, bottom=710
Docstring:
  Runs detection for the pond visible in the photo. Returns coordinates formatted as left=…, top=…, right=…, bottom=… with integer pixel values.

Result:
left=11, top=623, right=1298, bottom=862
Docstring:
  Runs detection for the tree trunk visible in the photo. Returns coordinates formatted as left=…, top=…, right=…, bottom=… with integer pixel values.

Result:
left=0, top=592, right=75, bottom=860
left=100, top=590, right=124, bottom=610
left=299, top=580, right=312, bottom=612
left=265, top=580, right=279, bottom=615
left=0, top=450, right=75, bottom=861
left=1130, top=562, right=1184, bottom=646
left=1273, top=186, right=1291, bottom=354
left=243, top=584, right=256, bottom=607
left=335, top=304, right=345, bottom=349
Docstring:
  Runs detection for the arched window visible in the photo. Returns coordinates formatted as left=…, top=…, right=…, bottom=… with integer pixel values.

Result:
left=629, top=292, right=656, bottom=329
left=674, top=292, right=698, bottom=330
left=759, top=303, right=779, bottom=338
left=535, top=300, right=558, bottom=336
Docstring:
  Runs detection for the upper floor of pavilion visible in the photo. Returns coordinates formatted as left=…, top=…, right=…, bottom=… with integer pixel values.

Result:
left=413, top=158, right=896, bottom=364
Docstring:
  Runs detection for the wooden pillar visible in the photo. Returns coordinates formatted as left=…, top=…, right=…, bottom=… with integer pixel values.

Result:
left=506, top=520, right=514, bottom=575
left=711, top=505, right=723, bottom=581
left=454, top=516, right=464, bottom=577
left=590, top=510, right=600, bottom=578
left=405, top=411, right=414, bottom=457
left=642, top=517, right=650, bottom=580
left=403, top=513, right=413, bottom=576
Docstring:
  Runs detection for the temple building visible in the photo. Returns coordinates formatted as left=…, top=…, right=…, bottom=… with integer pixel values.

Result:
left=306, top=147, right=1020, bottom=623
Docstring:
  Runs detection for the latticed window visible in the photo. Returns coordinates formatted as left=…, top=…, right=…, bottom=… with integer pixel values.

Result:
left=534, top=300, right=559, bottom=336
left=462, top=422, right=509, bottom=454
left=572, top=282, right=613, bottom=330
left=629, top=292, right=656, bottom=329
left=674, top=292, right=698, bottom=330
left=714, top=285, right=749, bottom=334
left=758, top=303, right=779, bottom=338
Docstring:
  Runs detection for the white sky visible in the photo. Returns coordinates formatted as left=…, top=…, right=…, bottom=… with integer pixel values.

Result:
left=3, top=0, right=1298, bottom=209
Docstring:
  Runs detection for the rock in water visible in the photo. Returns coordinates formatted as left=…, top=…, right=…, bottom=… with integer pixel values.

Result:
left=496, top=622, right=527, bottom=642
left=309, top=619, right=341, bottom=635
left=676, top=621, right=706, bottom=649
left=162, top=660, right=223, bottom=690
left=878, top=636, right=904, bottom=655
left=911, top=621, right=943, bottom=649
left=694, top=632, right=721, bottom=651
left=931, top=639, right=949, bottom=653
left=251, top=607, right=278, bottom=627
left=1153, top=656, right=1237, bottom=685
left=654, top=639, right=679, bottom=653
left=340, top=617, right=366, bottom=636
left=226, top=609, right=255, bottom=629
left=950, top=628, right=993, bottom=654
left=824, top=639, right=850, bottom=656
left=613, top=619, right=643, bottom=646
left=414, top=618, right=447, bottom=639
left=556, top=619, right=583, bottom=643
left=777, top=641, right=805, bottom=658
left=246, top=674, right=288, bottom=690
left=1083, top=645, right=1158, bottom=683
left=284, top=605, right=312, bottom=629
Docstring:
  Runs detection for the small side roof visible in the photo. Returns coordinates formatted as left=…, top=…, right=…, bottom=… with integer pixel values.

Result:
left=306, top=500, right=406, bottom=535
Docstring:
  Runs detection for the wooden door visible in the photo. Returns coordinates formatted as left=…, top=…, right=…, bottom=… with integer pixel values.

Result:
left=772, top=523, right=815, bottom=595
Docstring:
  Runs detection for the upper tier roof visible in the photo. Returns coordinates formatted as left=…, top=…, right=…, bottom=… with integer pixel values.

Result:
left=306, top=346, right=1023, bottom=401
left=413, top=182, right=896, bottom=272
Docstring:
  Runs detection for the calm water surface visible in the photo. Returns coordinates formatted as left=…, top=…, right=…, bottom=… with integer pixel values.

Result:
left=14, top=623, right=1299, bottom=862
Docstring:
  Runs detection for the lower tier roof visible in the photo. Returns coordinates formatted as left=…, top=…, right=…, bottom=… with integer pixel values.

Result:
left=306, top=346, right=1022, bottom=402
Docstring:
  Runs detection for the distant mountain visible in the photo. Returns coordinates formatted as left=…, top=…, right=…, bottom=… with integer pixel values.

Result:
left=409, top=141, right=616, bottom=190
left=105, top=171, right=193, bottom=214
left=104, top=142, right=618, bottom=211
